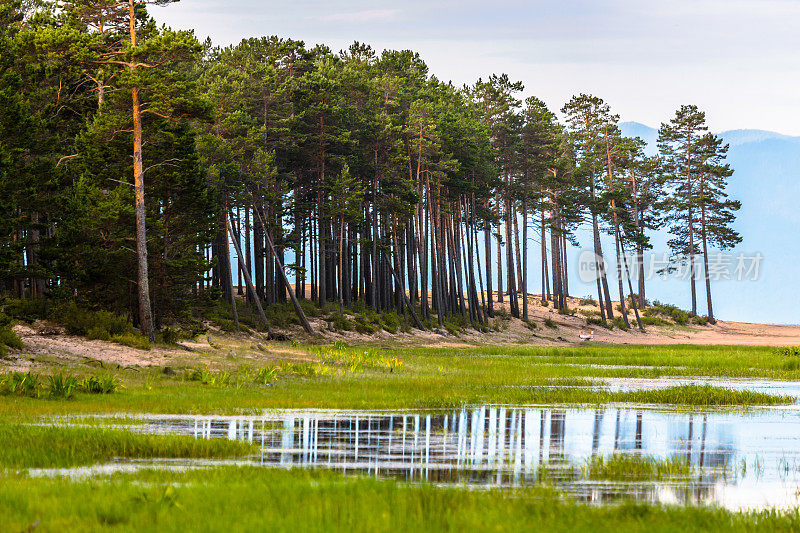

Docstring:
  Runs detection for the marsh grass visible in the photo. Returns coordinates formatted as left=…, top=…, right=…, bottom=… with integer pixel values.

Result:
left=584, top=454, right=694, bottom=481
left=1, top=467, right=800, bottom=532
left=1, top=372, right=122, bottom=399
left=0, top=424, right=256, bottom=468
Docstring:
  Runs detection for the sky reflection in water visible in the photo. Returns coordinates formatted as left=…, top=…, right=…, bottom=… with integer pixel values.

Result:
left=130, top=406, right=800, bottom=511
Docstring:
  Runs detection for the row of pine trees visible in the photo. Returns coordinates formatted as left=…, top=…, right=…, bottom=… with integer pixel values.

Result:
left=0, top=1, right=741, bottom=339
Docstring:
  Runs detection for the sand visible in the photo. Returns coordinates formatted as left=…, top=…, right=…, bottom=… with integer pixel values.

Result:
left=2, top=294, right=798, bottom=372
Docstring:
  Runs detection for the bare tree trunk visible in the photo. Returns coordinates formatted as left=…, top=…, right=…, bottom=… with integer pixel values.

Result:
left=700, top=178, right=715, bottom=323
left=128, top=2, right=154, bottom=342
left=522, top=198, right=528, bottom=321
left=227, top=212, right=273, bottom=335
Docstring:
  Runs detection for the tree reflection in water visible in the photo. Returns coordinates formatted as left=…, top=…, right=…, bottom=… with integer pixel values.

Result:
left=174, top=406, right=745, bottom=506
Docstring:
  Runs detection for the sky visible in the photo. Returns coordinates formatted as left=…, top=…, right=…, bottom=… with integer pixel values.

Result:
left=153, top=0, right=800, bottom=135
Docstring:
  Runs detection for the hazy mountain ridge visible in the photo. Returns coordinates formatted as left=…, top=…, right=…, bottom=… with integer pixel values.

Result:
left=612, top=121, right=800, bottom=324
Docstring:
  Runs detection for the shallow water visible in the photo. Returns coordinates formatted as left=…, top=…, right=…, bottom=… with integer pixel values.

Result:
left=70, top=404, right=800, bottom=511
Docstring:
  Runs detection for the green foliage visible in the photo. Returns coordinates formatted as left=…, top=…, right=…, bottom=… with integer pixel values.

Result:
left=777, top=346, right=800, bottom=357
left=644, top=301, right=690, bottom=325
left=1, top=298, right=48, bottom=323
left=641, top=316, right=671, bottom=327
left=0, top=325, right=22, bottom=355
left=2, top=371, right=121, bottom=399
left=109, top=332, right=152, bottom=350
left=544, top=318, right=557, bottom=329
left=47, top=372, right=79, bottom=399
left=586, top=317, right=612, bottom=330
left=0, top=424, right=256, bottom=469
left=0, top=372, right=41, bottom=398
left=78, top=375, right=121, bottom=395
left=584, top=454, right=693, bottom=481
left=612, top=316, right=629, bottom=331
left=578, top=297, right=597, bottom=306
left=57, top=302, right=132, bottom=337
left=557, top=307, right=576, bottom=316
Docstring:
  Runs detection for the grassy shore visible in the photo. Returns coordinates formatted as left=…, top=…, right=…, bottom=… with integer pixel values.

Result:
left=3, top=467, right=800, bottom=533
left=2, top=341, right=799, bottom=531
left=2, top=342, right=798, bottom=419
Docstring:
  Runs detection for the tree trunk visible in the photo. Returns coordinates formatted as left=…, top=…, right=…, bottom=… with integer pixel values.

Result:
left=128, top=1, right=154, bottom=342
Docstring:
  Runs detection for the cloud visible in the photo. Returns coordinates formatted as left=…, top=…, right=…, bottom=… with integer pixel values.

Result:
left=318, top=9, right=400, bottom=23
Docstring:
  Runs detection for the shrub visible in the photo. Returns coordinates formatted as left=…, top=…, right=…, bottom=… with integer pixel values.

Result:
left=578, top=297, right=597, bottom=306
left=544, top=318, right=557, bottom=329
left=58, top=302, right=131, bottom=337
left=380, top=312, right=402, bottom=334
left=612, top=316, right=629, bottom=331
left=641, top=316, right=670, bottom=327
left=1, top=298, right=48, bottom=323
left=692, top=315, right=709, bottom=326
left=110, top=333, right=151, bottom=351
left=644, top=301, right=690, bottom=326
left=586, top=317, right=613, bottom=330
left=86, top=326, right=111, bottom=341
left=47, top=373, right=78, bottom=399
left=557, top=307, right=576, bottom=316
left=0, top=372, right=41, bottom=397
left=0, top=326, right=23, bottom=352
left=777, top=346, right=800, bottom=357
left=523, top=320, right=538, bottom=331
left=328, top=313, right=353, bottom=332
left=78, top=375, right=120, bottom=394
left=578, top=309, right=600, bottom=318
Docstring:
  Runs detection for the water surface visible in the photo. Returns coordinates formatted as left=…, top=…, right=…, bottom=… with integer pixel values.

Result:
left=88, top=404, right=800, bottom=511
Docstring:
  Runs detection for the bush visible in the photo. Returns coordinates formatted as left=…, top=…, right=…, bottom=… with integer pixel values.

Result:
left=644, top=301, right=690, bottom=326
left=1, top=298, right=48, bottom=323
left=110, top=333, right=151, bottom=351
left=586, top=317, right=613, bottom=330
left=47, top=373, right=78, bottom=399
left=578, top=309, right=600, bottom=318
left=544, top=318, right=557, bottom=329
left=0, top=372, right=41, bottom=397
left=380, top=312, right=402, bottom=334
left=777, top=346, right=800, bottom=357
left=86, top=326, right=111, bottom=341
left=57, top=302, right=132, bottom=337
left=612, top=316, right=629, bottom=331
left=328, top=313, right=353, bottom=332
left=0, top=326, right=23, bottom=352
left=692, top=315, right=709, bottom=326
left=557, top=307, right=576, bottom=316
left=578, top=297, right=597, bottom=306
left=78, top=375, right=120, bottom=394
left=641, top=316, right=670, bottom=327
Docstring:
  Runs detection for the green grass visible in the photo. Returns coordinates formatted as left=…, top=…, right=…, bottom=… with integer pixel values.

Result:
left=0, top=424, right=256, bottom=468
left=1, top=466, right=799, bottom=532
left=584, top=454, right=695, bottom=481
left=1, top=343, right=796, bottom=420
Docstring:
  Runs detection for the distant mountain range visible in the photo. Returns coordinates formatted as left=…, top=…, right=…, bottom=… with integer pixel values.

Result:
left=588, top=122, right=800, bottom=324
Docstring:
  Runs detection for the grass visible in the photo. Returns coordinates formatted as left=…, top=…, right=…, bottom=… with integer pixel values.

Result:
left=0, top=424, right=256, bottom=468
left=0, top=343, right=797, bottom=419
left=1, top=372, right=121, bottom=399
left=584, top=454, right=694, bottom=481
left=1, top=340, right=799, bottom=530
left=2, top=466, right=800, bottom=532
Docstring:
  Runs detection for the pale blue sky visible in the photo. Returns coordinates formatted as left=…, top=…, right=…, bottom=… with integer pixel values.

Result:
left=154, top=0, right=800, bottom=134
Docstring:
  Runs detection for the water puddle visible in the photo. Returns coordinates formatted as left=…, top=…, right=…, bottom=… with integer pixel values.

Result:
left=63, top=405, right=800, bottom=511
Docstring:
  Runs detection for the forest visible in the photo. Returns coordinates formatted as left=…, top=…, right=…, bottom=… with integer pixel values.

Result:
left=0, top=0, right=742, bottom=342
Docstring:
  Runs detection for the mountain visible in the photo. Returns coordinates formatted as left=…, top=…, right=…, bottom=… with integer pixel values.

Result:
left=605, top=122, right=800, bottom=324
